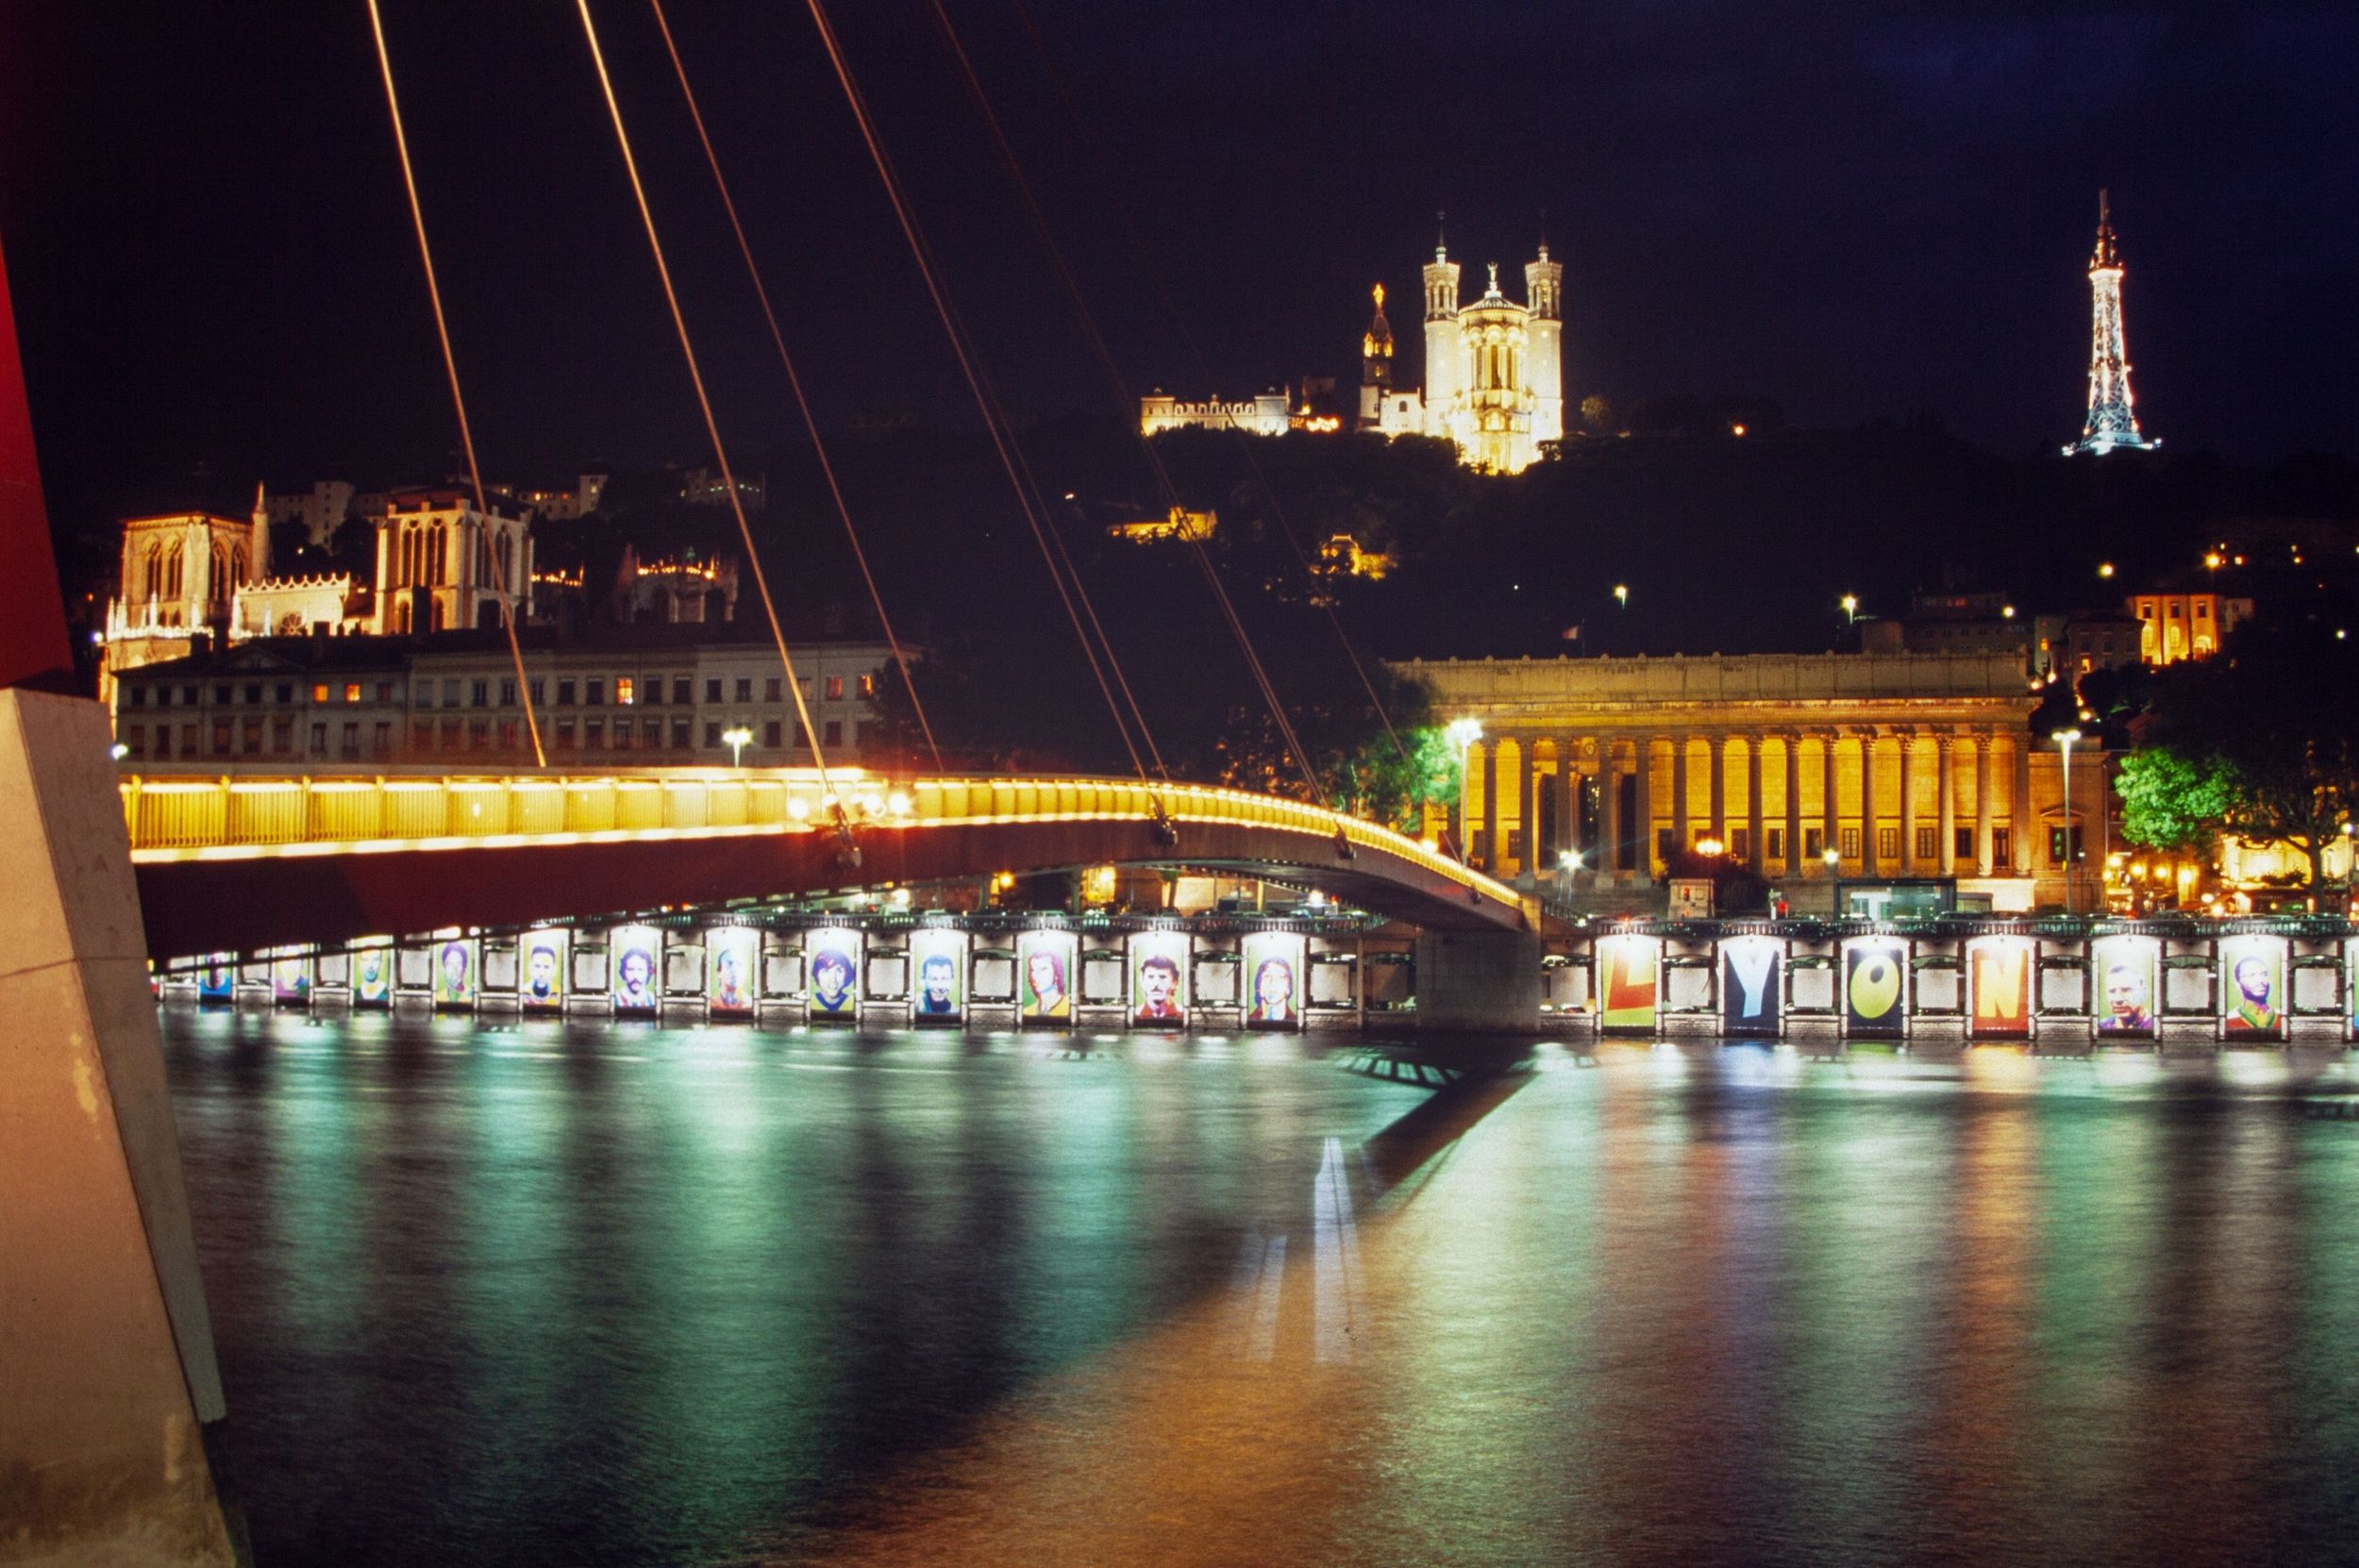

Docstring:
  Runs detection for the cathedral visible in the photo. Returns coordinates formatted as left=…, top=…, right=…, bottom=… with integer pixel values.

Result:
left=1359, top=231, right=1564, bottom=475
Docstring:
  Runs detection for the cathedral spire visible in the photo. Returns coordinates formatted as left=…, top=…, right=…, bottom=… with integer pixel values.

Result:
left=2066, top=188, right=2156, bottom=456
left=1435, top=209, right=1447, bottom=261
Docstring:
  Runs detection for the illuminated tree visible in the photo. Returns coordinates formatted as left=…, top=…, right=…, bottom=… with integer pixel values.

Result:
left=1579, top=394, right=1614, bottom=433
left=2116, top=747, right=2237, bottom=859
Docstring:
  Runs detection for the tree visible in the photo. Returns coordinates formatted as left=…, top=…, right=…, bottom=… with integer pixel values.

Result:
left=2116, top=746, right=2238, bottom=858
left=1579, top=394, right=1614, bottom=433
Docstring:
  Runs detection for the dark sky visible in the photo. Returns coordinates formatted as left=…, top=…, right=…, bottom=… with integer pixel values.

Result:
left=3, top=0, right=2352, bottom=518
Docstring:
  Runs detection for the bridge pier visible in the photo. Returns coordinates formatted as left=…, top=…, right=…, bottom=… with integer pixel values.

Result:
left=1413, top=927, right=1543, bottom=1033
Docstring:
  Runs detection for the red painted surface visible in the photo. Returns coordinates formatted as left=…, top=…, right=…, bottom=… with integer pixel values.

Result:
left=135, top=815, right=1517, bottom=959
left=0, top=230, right=74, bottom=692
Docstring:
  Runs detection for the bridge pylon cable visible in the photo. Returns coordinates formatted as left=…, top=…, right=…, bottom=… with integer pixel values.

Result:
left=800, top=0, right=1168, bottom=798
left=646, top=0, right=940, bottom=774
left=924, top=0, right=1330, bottom=807
left=365, top=0, right=546, bottom=769
left=575, top=0, right=850, bottom=850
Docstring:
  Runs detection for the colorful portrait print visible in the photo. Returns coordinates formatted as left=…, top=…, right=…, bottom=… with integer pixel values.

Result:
left=1719, top=935, right=1782, bottom=1038
left=1129, top=931, right=1190, bottom=1027
left=2093, top=936, right=2159, bottom=1038
left=271, top=956, right=311, bottom=1004
left=432, top=939, right=477, bottom=1008
left=1598, top=935, right=1660, bottom=1032
left=351, top=942, right=392, bottom=1006
left=196, top=956, right=237, bottom=1003
left=611, top=926, right=661, bottom=1015
left=2219, top=935, right=2286, bottom=1040
left=1017, top=930, right=1077, bottom=1023
left=707, top=927, right=759, bottom=1017
left=806, top=928, right=861, bottom=1019
left=518, top=928, right=569, bottom=1012
left=1242, top=932, right=1306, bottom=1028
left=1967, top=936, right=2033, bottom=1040
left=909, top=928, right=965, bottom=1021
left=1843, top=938, right=1907, bottom=1038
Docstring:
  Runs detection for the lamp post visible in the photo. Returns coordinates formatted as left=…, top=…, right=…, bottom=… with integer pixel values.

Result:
left=2053, top=726, right=2083, bottom=913
left=1840, top=594, right=1859, bottom=625
left=1445, top=717, right=1482, bottom=866
left=722, top=725, right=753, bottom=768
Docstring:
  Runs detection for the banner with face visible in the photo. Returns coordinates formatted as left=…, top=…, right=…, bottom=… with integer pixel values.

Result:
left=909, top=928, right=966, bottom=1022
left=1017, top=930, right=1078, bottom=1023
left=1129, top=930, right=1189, bottom=1027
left=350, top=942, right=392, bottom=1006
left=518, top=928, right=569, bottom=1012
left=196, top=956, right=236, bottom=1002
left=1598, top=935, right=1660, bottom=1032
left=1719, top=935, right=1782, bottom=1038
left=1843, top=938, right=1907, bottom=1038
left=432, top=939, right=478, bottom=1008
left=706, top=927, right=760, bottom=1017
left=2092, top=936, right=2159, bottom=1038
left=2219, top=935, right=2286, bottom=1040
left=611, top=926, right=662, bottom=1015
left=1242, top=932, right=1305, bottom=1029
left=1967, top=936, right=2033, bottom=1039
left=806, top=927, right=862, bottom=1019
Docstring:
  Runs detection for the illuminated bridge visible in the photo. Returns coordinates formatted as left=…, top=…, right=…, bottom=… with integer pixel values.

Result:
left=123, top=766, right=1533, bottom=960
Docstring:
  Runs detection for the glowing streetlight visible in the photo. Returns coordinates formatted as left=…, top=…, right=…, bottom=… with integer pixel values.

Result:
left=1613, top=584, right=1629, bottom=608
left=1822, top=846, right=1840, bottom=869
left=1446, top=717, right=1482, bottom=865
left=2053, top=727, right=2083, bottom=914
left=1557, top=848, right=1582, bottom=876
left=1840, top=594, right=1859, bottom=624
left=721, top=725, right=753, bottom=767
left=1697, top=836, right=1725, bottom=858
left=2099, top=562, right=2116, bottom=578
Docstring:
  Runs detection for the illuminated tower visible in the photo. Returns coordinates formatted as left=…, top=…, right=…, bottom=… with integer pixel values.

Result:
left=1421, top=217, right=1463, bottom=436
left=2066, top=190, right=2158, bottom=456
left=1524, top=242, right=1564, bottom=446
left=1358, top=282, right=1394, bottom=430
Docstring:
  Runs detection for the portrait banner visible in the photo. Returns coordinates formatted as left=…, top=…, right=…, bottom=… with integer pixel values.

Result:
left=909, top=928, right=966, bottom=1023
left=1242, top=932, right=1306, bottom=1029
left=196, top=956, right=237, bottom=1004
left=2219, top=935, right=2287, bottom=1040
left=707, top=927, right=760, bottom=1017
left=611, top=926, right=663, bottom=1015
left=1129, top=930, right=1190, bottom=1028
left=271, top=956, right=311, bottom=1005
left=1843, top=938, right=1907, bottom=1038
left=1966, top=937, right=2033, bottom=1039
left=431, top=939, right=478, bottom=1009
left=1017, top=930, right=1078, bottom=1025
left=350, top=942, right=392, bottom=1007
left=517, top=929, right=570, bottom=1012
left=805, top=927, right=862, bottom=1020
left=2092, top=935, right=2160, bottom=1039
left=1719, top=935, right=1782, bottom=1038
left=1598, top=935, right=1660, bottom=1032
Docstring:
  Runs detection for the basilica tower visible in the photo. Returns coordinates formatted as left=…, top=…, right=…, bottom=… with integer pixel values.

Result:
left=1359, top=282, right=1395, bottom=430
left=2066, top=190, right=2157, bottom=456
left=1421, top=221, right=1464, bottom=432
left=1524, top=242, right=1564, bottom=445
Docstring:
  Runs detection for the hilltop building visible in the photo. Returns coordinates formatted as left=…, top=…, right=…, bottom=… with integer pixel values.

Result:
left=1361, top=227, right=1564, bottom=475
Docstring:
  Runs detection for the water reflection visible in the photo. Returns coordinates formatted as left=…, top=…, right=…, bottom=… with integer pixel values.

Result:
left=159, top=1009, right=2359, bottom=1567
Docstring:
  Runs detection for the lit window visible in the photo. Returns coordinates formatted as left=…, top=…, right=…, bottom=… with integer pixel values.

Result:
left=825, top=676, right=845, bottom=701
left=616, top=676, right=634, bottom=706
left=344, top=683, right=360, bottom=703
left=311, top=683, right=329, bottom=703
left=858, top=674, right=876, bottom=698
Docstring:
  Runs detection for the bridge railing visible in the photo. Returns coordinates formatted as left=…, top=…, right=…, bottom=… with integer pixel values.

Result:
left=118, top=768, right=1522, bottom=912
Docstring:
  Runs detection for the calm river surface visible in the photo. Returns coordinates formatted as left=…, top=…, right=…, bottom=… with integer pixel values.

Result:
left=161, top=1007, right=2359, bottom=1567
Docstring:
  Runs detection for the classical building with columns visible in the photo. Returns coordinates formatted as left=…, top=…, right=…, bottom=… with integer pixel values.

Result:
left=1396, top=652, right=2107, bottom=912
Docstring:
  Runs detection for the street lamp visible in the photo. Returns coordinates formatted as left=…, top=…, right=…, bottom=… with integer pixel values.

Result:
left=1840, top=593, right=1859, bottom=624
left=1697, top=836, right=1725, bottom=859
left=1613, top=584, right=1629, bottom=608
left=722, top=725, right=753, bottom=768
left=1445, top=717, right=1482, bottom=865
left=2053, top=726, right=2083, bottom=913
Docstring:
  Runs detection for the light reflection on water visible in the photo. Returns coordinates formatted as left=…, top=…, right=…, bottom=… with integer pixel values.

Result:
left=160, top=1009, right=2359, bottom=1567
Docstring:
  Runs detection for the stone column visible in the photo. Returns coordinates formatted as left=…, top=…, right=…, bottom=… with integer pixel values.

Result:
left=1670, top=733, right=1691, bottom=856
left=1860, top=729, right=1880, bottom=876
left=1555, top=737, right=1579, bottom=869
left=1974, top=732, right=1995, bottom=876
left=1633, top=734, right=1655, bottom=878
left=1819, top=729, right=1839, bottom=876
left=1898, top=729, right=1918, bottom=874
left=1515, top=736, right=1537, bottom=877
left=1599, top=737, right=1621, bottom=879
left=2013, top=733, right=2035, bottom=875
left=1479, top=738, right=1500, bottom=873
left=1709, top=733, right=1729, bottom=845
left=1746, top=735, right=1765, bottom=871
left=1783, top=732, right=1803, bottom=876
left=1937, top=733, right=1957, bottom=876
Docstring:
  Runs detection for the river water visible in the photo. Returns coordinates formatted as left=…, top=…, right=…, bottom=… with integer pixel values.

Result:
left=161, top=1007, right=2359, bottom=1567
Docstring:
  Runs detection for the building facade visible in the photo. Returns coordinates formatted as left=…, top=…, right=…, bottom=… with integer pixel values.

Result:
left=1363, top=236, right=1564, bottom=475
left=370, top=490, right=532, bottom=636
left=1399, top=652, right=2108, bottom=912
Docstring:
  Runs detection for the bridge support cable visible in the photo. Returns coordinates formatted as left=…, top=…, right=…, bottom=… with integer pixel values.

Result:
left=574, top=0, right=852, bottom=854
left=800, top=0, right=1172, bottom=804
left=923, top=1, right=1330, bottom=808
left=365, top=0, right=546, bottom=768
left=646, top=0, right=939, bottom=773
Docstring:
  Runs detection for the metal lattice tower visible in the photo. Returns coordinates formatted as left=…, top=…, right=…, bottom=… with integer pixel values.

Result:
left=2066, top=190, right=2158, bottom=456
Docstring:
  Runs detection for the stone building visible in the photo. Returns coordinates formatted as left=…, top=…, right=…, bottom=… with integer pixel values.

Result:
left=1397, top=652, right=2109, bottom=912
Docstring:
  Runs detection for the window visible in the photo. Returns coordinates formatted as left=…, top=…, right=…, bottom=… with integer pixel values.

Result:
left=468, top=719, right=490, bottom=749
left=615, top=676, right=634, bottom=706
left=307, top=723, right=325, bottom=754
left=415, top=681, right=435, bottom=708
left=438, top=719, right=460, bottom=751
left=2049, top=826, right=2083, bottom=867
left=373, top=722, right=391, bottom=757
left=764, top=676, right=782, bottom=702
left=824, top=719, right=843, bottom=748
left=244, top=684, right=262, bottom=705
left=674, top=677, right=692, bottom=705
left=410, top=722, right=431, bottom=753
left=498, top=678, right=515, bottom=706
left=557, top=679, right=577, bottom=706
left=671, top=718, right=691, bottom=750
left=584, top=718, right=604, bottom=749
left=704, top=721, right=721, bottom=748
left=442, top=679, right=460, bottom=707
left=1766, top=827, right=1783, bottom=861
left=555, top=720, right=576, bottom=751
left=498, top=721, right=517, bottom=751
left=528, top=677, right=545, bottom=706
left=705, top=678, right=722, bottom=704
left=643, top=719, right=661, bottom=747
left=242, top=717, right=261, bottom=754
left=154, top=726, right=171, bottom=759
left=471, top=680, right=488, bottom=708
left=613, top=720, right=634, bottom=751
left=376, top=682, right=394, bottom=704
left=312, top=683, right=330, bottom=703
left=340, top=723, right=360, bottom=759
left=182, top=685, right=198, bottom=707
left=125, top=725, right=145, bottom=757
left=179, top=725, right=197, bottom=756
left=764, top=720, right=782, bottom=747
left=1840, top=826, right=1859, bottom=859
left=825, top=676, right=845, bottom=701
left=277, top=683, right=294, bottom=705
left=644, top=679, right=662, bottom=708
left=1916, top=826, right=1937, bottom=860
left=1804, top=826, right=1823, bottom=859
left=1731, top=828, right=1749, bottom=862
left=1878, top=827, right=1899, bottom=860
left=129, top=687, right=147, bottom=707
left=585, top=679, right=604, bottom=707
left=215, top=685, right=232, bottom=705
left=858, top=674, right=876, bottom=698
left=344, top=683, right=361, bottom=704
left=1993, top=827, right=2012, bottom=864
left=734, top=677, right=753, bottom=702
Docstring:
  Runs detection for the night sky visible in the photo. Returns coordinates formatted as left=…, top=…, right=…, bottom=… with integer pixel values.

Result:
left=3, top=1, right=2352, bottom=521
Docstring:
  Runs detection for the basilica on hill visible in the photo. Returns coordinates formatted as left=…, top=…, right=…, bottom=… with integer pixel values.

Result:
left=1358, top=229, right=1564, bottom=475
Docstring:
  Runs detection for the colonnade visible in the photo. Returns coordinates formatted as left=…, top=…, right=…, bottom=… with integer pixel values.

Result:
left=1461, top=727, right=2038, bottom=884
